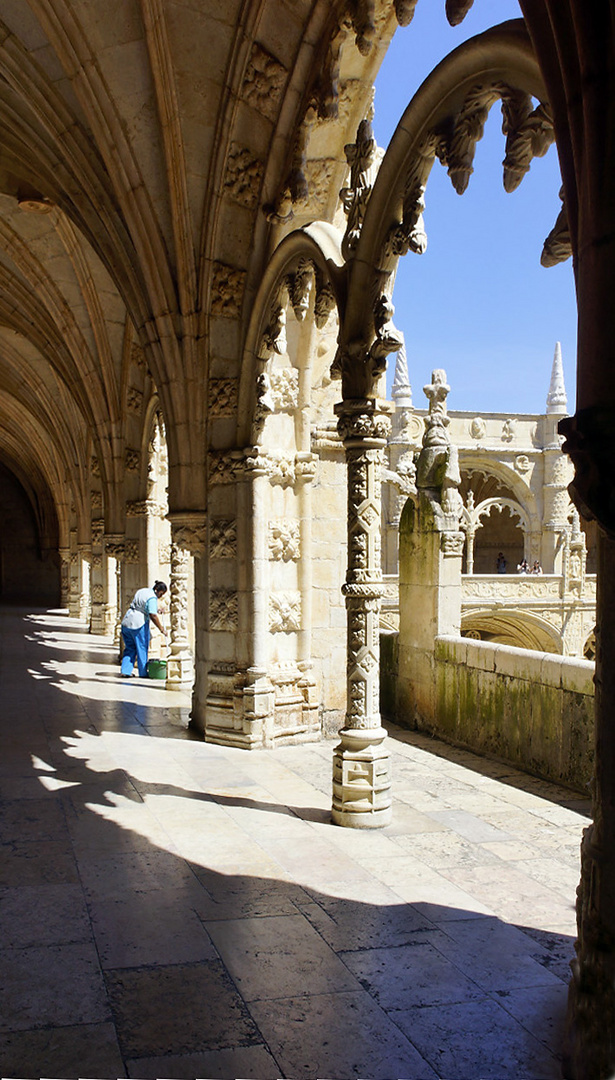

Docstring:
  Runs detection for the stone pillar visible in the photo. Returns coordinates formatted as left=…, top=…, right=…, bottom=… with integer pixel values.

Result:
left=77, top=544, right=91, bottom=623
left=68, top=533, right=80, bottom=618
left=397, top=370, right=464, bottom=731
left=332, top=399, right=392, bottom=828
left=104, top=536, right=125, bottom=647
left=165, top=513, right=204, bottom=691
left=560, top=411, right=615, bottom=1079
left=59, top=547, right=70, bottom=609
left=102, top=548, right=118, bottom=637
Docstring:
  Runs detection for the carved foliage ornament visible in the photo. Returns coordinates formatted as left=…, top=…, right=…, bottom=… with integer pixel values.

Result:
left=340, top=111, right=380, bottom=261
left=210, top=519, right=237, bottom=560
left=172, top=523, right=206, bottom=557
left=209, top=378, right=238, bottom=417
left=270, top=368, right=299, bottom=412
left=210, top=589, right=238, bottom=631
left=223, top=144, right=264, bottom=209
left=241, top=44, right=286, bottom=123
left=211, top=262, right=246, bottom=318
left=542, top=186, right=572, bottom=267
left=269, top=592, right=301, bottom=633
left=437, top=83, right=552, bottom=197
left=269, top=520, right=300, bottom=562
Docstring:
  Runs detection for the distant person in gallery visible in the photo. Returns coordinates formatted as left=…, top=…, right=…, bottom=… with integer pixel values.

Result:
left=517, top=558, right=529, bottom=574
left=496, top=552, right=507, bottom=574
left=120, top=580, right=167, bottom=677
left=530, top=560, right=543, bottom=575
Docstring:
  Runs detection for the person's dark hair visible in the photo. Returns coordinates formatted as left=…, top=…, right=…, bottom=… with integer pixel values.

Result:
left=153, top=580, right=167, bottom=594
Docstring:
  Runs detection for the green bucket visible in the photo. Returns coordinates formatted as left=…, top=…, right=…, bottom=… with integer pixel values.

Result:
left=148, top=659, right=167, bottom=680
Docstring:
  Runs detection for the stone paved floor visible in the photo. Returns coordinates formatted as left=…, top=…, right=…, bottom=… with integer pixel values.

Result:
left=0, top=608, right=590, bottom=1080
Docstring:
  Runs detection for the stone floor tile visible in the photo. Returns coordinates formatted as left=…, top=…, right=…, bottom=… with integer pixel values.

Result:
left=88, top=889, right=218, bottom=968
left=0, top=1022, right=126, bottom=1080
left=481, top=838, right=542, bottom=861
left=391, top=997, right=562, bottom=1079
left=105, top=960, right=260, bottom=1058
left=249, top=989, right=439, bottom=1080
left=0, top=797, right=68, bottom=844
left=0, top=838, right=79, bottom=886
left=206, top=913, right=360, bottom=1001
left=384, top=802, right=449, bottom=835
left=0, top=942, right=111, bottom=1032
left=343, top=939, right=485, bottom=1009
left=302, top=896, right=436, bottom=952
left=429, top=916, right=565, bottom=992
left=0, top=881, right=91, bottom=948
left=494, top=980, right=569, bottom=1054
left=513, top=924, right=577, bottom=982
left=126, top=1044, right=281, bottom=1079
left=77, top=848, right=199, bottom=901
left=426, top=808, right=513, bottom=843
left=393, top=830, right=502, bottom=869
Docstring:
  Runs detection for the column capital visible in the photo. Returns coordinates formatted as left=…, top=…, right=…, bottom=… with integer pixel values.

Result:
left=335, top=398, right=392, bottom=445
left=560, top=407, right=615, bottom=537
left=167, top=511, right=206, bottom=557
left=104, top=534, right=125, bottom=558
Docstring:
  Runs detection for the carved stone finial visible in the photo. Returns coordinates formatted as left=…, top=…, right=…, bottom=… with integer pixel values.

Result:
left=422, top=369, right=451, bottom=448
left=546, top=341, right=568, bottom=415
left=391, top=335, right=412, bottom=410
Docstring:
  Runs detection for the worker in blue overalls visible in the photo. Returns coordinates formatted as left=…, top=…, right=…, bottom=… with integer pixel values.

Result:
left=120, top=580, right=168, bottom=677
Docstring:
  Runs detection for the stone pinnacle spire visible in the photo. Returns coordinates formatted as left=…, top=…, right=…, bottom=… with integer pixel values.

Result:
left=546, top=341, right=568, bottom=414
left=391, top=334, right=412, bottom=409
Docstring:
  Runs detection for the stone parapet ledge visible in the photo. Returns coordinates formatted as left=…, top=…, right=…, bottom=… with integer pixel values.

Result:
left=434, top=630, right=592, bottom=691
left=436, top=634, right=595, bottom=693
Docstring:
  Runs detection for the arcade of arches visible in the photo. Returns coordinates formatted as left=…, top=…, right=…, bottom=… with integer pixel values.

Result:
left=0, top=2, right=614, bottom=1076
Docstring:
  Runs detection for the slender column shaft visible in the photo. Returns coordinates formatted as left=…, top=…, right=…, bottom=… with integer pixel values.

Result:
left=165, top=538, right=193, bottom=690
left=332, top=400, right=392, bottom=828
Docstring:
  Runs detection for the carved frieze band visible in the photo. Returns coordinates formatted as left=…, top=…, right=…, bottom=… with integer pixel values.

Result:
left=209, top=448, right=317, bottom=487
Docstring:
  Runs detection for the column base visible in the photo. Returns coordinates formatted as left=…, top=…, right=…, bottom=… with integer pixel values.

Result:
left=332, top=726, right=392, bottom=828
left=165, top=646, right=194, bottom=691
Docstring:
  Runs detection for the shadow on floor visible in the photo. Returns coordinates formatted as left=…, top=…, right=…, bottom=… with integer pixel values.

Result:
left=0, top=607, right=578, bottom=1079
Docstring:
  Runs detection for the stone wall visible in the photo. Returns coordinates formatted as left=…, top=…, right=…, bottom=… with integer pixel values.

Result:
left=383, top=632, right=594, bottom=793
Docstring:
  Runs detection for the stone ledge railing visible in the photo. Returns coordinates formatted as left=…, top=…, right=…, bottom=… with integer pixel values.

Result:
left=434, top=635, right=594, bottom=792
left=381, top=632, right=595, bottom=793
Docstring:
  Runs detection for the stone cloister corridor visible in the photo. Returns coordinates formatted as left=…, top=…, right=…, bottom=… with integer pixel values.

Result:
left=0, top=605, right=589, bottom=1079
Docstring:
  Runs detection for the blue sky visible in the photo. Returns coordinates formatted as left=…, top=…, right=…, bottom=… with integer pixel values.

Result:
left=373, top=3, right=577, bottom=416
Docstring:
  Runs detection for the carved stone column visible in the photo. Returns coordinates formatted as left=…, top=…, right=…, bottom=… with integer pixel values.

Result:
left=332, top=399, right=392, bottom=828
left=68, top=533, right=80, bottom=618
left=560, top=409, right=615, bottom=1080
left=165, top=513, right=204, bottom=691
left=104, top=536, right=125, bottom=647
left=59, top=547, right=70, bottom=609
left=77, top=544, right=91, bottom=623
